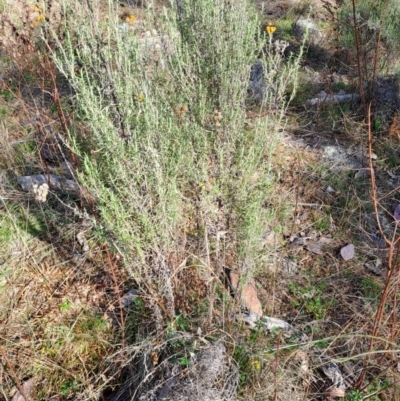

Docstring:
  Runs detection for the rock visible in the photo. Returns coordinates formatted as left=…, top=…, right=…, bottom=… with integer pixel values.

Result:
left=305, top=92, right=360, bottom=107
left=248, top=60, right=264, bottom=102
left=294, top=18, right=323, bottom=44
left=76, top=231, right=90, bottom=252
left=228, top=270, right=263, bottom=316
left=121, top=289, right=139, bottom=307
left=239, top=311, right=292, bottom=331
left=17, top=174, right=81, bottom=193
left=324, top=146, right=342, bottom=160
left=31, top=183, right=49, bottom=202
left=138, top=342, right=238, bottom=401
left=340, top=244, right=355, bottom=261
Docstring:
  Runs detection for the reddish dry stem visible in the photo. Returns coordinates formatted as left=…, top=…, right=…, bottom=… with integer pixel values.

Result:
left=0, top=346, right=29, bottom=401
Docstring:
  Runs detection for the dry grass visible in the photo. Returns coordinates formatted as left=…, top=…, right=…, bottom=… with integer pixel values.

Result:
left=1, top=1, right=400, bottom=401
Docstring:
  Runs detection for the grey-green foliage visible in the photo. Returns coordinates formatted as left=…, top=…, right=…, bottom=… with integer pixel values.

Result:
left=49, top=0, right=300, bottom=320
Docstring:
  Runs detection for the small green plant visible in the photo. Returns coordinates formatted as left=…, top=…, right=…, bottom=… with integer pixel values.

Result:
left=275, top=19, right=295, bottom=41
left=60, top=380, right=79, bottom=396
left=0, top=215, right=13, bottom=243
left=314, top=212, right=331, bottom=232
left=0, top=105, right=8, bottom=118
left=345, top=379, right=391, bottom=401
left=233, top=345, right=251, bottom=385
left=331, top=81, right=348, bottom=91
left=76, top=315, right=109, bottom=334
left=177, top=356, right=191, bottom=367
left=167, top=315, right=188, bottom=335
left=0, top=89, right=13, bottom=100
left=23, top=71, right=35, bottom=84
left=59, top=300, right=72, bottom=312
left=346, top=389, right=363, bottom=401
left=289, top=281, right=336, bottom=319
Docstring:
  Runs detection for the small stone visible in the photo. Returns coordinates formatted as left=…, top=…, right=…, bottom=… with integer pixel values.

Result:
left=11, top=378, right=35, bottom=401
left=294, top=19, right=323, bottom=44
left=121, top=289, right=139, bottom=307
left=76, top=231, right=90, bottom=252
left=340, top=244, right=354, bottom=261
left=228, top=270, right=263, bottom=316
left=394, top=205, right=400, bottom=221
left=324, top=146, right=342, bottom=159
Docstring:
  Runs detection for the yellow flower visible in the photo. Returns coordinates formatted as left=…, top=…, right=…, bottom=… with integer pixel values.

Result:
left=137, top=93, right=144, bottom=102
left=33, top=13, right=45, bottom=27
left=125, top=14, right=136, bottom=25
left=251, top=358, right=261, bottom=370
left=266, top=25, right=276, bottom=35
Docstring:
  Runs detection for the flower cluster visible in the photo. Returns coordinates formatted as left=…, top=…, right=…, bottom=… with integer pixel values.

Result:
left=125, top=14, right=136, bottom=25
left=266, top=25, right=276, bottom=36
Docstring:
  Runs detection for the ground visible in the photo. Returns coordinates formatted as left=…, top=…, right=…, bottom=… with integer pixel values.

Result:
left=0, top=0, right=400, bottom=400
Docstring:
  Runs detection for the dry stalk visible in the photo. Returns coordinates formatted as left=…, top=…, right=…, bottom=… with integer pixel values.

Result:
left=356, top=105, right=400, bottom=389
left=199, top=208, right=215, bottom=325
left=0, top=346, right=29, bottom=401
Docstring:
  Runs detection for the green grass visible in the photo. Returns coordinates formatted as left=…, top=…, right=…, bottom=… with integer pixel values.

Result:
left=275, top=19, right=295, bottom=41
left=360, top=277, right=383, bottom=304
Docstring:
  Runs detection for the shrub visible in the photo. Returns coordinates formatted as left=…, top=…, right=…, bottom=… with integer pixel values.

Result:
left=47, top=0, right=302, bottom=327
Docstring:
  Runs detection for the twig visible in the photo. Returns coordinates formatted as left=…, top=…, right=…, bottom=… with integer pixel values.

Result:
left=0, top=346, right=29, bottom=401
left=367, top=105, right=388, bottom=246
left=356, top=105, right=400, bottom=389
